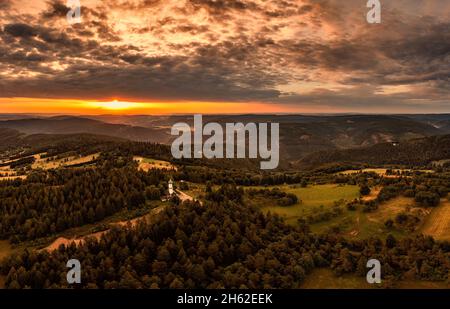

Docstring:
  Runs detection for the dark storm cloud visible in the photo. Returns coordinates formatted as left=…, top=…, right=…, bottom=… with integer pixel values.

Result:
left=4, top=23, right=38, bottom=37
left=0, top=56, right=281, bottom=101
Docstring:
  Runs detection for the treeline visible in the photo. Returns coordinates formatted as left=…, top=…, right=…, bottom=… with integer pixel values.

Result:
left=174, top=166, right=309, bottom=186
left=1, top=184, right=449, bottom=289
left=327, top=171, right=450, bottom=211
left=0, top=166, right=168, bottom=242
left=375, top=174, right=449, bottom=207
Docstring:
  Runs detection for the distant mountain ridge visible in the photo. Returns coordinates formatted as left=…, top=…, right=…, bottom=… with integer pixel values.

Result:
left=0, top=127, right=124, bottom=153
left=0, top=116, right=170, bottom=143
left=1, top=114, right=449, bottom=165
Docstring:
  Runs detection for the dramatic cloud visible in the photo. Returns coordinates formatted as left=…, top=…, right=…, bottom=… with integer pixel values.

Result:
left=0, top=0, right=448, bottom=112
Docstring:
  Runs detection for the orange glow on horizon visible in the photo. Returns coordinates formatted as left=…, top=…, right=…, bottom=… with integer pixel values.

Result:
left=0, top=97, right=307, bottom=115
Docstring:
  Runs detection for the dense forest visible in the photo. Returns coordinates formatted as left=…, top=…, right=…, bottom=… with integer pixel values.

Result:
left=1, top=184, right=449, bottom=289
left=0, top=164, right=168, bottom=242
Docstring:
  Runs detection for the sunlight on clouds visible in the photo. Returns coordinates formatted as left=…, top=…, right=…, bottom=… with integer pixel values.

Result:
left=376, top=85, right=412, bottom=95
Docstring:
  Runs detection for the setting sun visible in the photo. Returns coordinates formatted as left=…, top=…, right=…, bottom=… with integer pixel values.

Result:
left=89, top=100, right=141, bottom=110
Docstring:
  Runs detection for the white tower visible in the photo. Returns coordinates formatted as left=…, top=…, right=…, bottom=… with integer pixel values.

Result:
left=168, top=179, right=174, bottom=196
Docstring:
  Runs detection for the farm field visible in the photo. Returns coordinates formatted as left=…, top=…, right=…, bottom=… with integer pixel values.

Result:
left=134, top=156, right=176, bottom=171
left=421, top=199, right=450, bottom=241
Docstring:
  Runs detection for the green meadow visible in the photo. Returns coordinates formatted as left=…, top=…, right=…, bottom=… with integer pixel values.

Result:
left=248, top=184, right=360, bottom=224
left=246, top=184, right=420, bottom=239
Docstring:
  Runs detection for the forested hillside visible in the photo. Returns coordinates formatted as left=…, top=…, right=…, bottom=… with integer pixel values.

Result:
left=0, top=163, right=168, bottom=242
left=298, top=134, right=450, bottom=169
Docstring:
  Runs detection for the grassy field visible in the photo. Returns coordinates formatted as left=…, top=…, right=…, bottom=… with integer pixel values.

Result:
left=421, top=199, right=450, bottom=241
left=306, top=197, right=424, bottom=238
left=251, top=184, right=360, bottom=225
left=248, top=184, right=431, bottom=239
left=367, top=197, right=415, bottom=223
left=134, top=156, right=176, bottom=171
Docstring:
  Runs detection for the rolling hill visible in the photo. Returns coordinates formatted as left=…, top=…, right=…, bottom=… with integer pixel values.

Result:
left=0, top=128, right=125, bottom=154
left=0, top=116, right=170, bottom=143
left=91, top=114, right=445, bottom=160
left=0, top=114, right=447, bottom=166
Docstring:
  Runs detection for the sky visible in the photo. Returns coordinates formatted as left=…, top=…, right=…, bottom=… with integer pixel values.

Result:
left=0, top=0, right=449, bottom=114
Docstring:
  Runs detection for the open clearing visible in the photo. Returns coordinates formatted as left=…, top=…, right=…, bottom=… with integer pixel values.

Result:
left=250, top=185, right=428, bottom=239
left=367, top=197, right=416, bottom=224
left=421, top=199, right=450, bottom=241
left=134, top=156, right=176, bottom=171
left=361, top=186, right=381, bottom=202
left=254, top=184, right=360, bottom=225
left=32, top=153, right=100, bottom=170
